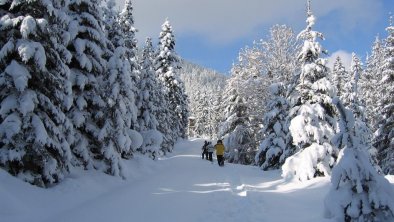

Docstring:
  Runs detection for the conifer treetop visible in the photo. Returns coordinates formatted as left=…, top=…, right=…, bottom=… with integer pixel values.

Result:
left=306, top=0, right=315, bottom=31
left=297, top=0, right=326, bottom=64
left=386, top=13, right=394, bottom=40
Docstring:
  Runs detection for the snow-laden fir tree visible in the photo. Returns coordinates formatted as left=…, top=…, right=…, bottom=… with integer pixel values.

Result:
left=137, top=38, right=157, bottom=132
left=118, top=0, right=139, bottom=130
left=137, top=37, right=163, bottom=159
left=100, top=0, right=142, bottom=177
left=67, top=0, right=123, bottom=175
left=154, top=19, right=177, bottom=152
left=324, top=98, right=394, bottom=222
left=103, top=0, right=121, bottom=49
left=0, top=0, right=74, bottom=186
left=219, top=64, right=254, bottom=165
left=282, top=1, right=338, bottom=181
left=255, top=83, right=293, bottom=170
left=342, top=53, right=378, bottom=169
left=374, top=16, right=394, bottom=175
left=155, top=19, right=189, bottom=152
left=342, top=53, right=362, bottom=114
left=331, top=56, right=347, bottom=97
left=118, top=0, right=137, bottom=61
left=151, top=69, right=171, bottom=153
left=151, top=83, right=171, bottom=154
left=361, top=36, right=383, bottom=132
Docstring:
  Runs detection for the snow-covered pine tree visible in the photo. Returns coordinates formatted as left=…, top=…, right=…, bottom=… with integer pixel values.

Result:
left=137, top=37, right=163, bottom=159
left=154, top=20, right=177, bottom=153
left=67, top=0, right=124, bottom=175
left=342, top=53, right=378, bottom=168
left=342, top=53, right=362, bottom=113
left=150, top=70, right=171, bottom=153
left=331, top=56, right=347, bottom=97
left=155, top=19, right=189, bottom=152
left=282, top=1, right=338, bottom=181
left=103, top=0, right=121, bottom=49
left=118, top=0, right=137, bottom=61
left=118, top=0, right=139, bottom=130
left=361, top=36, right=383, bottom=132
left=137, top=38, right=157, bottom=132
left=374, top=15, right=394, bottom=175
left=152, top=85, right=171, bottom=154
left=219, top=64, right=254, bottom=165
left=255, top=83, right=293, bottom=170
left=324, top=98, right=394, bottom=222
left=0, top=0, right=74, bottom=186
left=100, top=0, right=142, bottom=177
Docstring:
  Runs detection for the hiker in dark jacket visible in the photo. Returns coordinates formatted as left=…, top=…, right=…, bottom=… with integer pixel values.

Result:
left=202, top=141, right=209, bottom=160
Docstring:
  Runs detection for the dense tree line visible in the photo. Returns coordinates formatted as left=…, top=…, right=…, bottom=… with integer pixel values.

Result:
left=200, top=1, right=394, bottom=220
left=181, top=1, right=394, bottom=220
left=196, top=3, right=393, bottom=178
left=0, top=0, right=189, bottom=187
left=218, top=24, right=300, bottom=165
left=186, top=10, right=393, bottom=181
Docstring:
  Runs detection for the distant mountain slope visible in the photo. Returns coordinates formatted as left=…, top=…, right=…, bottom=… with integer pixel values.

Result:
left=179, top=60, right=227, bottom=138
left=180, top=60, right=227, bottom=98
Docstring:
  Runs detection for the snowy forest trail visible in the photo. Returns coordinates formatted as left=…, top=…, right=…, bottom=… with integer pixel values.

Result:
left=1, top=138, right=335, bottom=222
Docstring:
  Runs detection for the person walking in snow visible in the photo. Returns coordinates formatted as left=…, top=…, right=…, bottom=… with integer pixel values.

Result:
left=202, top=141, right=209, bottom=160
left=214, top=140, right=225, bottom=166
left=207, top=142, right=214, bottom=162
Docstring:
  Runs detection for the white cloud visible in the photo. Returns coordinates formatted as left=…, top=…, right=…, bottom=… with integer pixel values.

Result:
left=326, top=50, right=353, bottom=71
left=116, top=0, right=383, bottom=44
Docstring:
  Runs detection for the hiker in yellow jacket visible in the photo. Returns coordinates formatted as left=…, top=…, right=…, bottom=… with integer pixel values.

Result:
left=214, top=140, right=225, bottom=166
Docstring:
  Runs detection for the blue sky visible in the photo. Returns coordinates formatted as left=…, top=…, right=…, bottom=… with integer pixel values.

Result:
left=118, top=0, right=394, bottom=74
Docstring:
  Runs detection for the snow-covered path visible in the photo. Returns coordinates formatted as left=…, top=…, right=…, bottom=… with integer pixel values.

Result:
left=2, top=138, right=338, bottom=222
